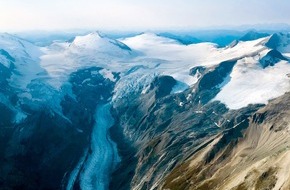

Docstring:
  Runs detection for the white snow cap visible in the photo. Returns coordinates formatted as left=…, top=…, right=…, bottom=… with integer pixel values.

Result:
left=0, top=31, right=289, bottom=110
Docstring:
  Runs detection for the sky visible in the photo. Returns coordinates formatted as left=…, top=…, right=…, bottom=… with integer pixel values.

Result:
left=0, top=0, right=290, bottom=31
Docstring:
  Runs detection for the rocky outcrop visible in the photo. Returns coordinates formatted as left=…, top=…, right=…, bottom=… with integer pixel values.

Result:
left=189, top=66, right=206, bottom=76
left=163, top=92, right=290, bottom=190
left=0, top=31, right=289, bottom=190
left=265, top=33, right=290, bottom=52
left=109, top=64, right=264, bottom=190
left=260, top=49, right=288, bottom=68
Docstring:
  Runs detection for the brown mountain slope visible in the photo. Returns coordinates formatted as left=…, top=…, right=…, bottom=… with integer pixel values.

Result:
left=163, top=92, right=290, bottom=190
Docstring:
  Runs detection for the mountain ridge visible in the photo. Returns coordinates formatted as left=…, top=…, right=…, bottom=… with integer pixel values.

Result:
left=0, top=30, right=289, bottom=190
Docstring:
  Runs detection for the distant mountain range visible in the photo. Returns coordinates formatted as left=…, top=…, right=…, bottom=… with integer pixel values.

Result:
left=0, top=30, right=289, bottom=190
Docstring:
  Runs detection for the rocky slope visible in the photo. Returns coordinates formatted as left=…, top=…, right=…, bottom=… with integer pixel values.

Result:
left=109, top=33, right=290, bottom=190
left=0, top=31, right=289, bottom=190
left=163, top=92, right=290, bottom=190
left=109, top=63, right=265, bottom=190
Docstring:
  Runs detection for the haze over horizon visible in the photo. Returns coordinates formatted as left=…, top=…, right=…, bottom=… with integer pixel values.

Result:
left=1, top=0, right=290, bottom=32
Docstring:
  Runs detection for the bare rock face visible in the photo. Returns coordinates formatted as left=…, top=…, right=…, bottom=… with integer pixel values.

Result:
left=0, top=32, right=289, bottom=190
left=109, top=64, right=265, bottom=190
left=260, top=49, right=288, bottom=68
left=162, top=93, right=290, bottom=190
left=109, top=56, right=289, bottom=190
left=265, top=33, right=290, bottom=52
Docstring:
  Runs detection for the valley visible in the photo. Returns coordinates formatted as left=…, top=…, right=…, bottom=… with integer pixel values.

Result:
left=0, top=30, right=289, bottom=190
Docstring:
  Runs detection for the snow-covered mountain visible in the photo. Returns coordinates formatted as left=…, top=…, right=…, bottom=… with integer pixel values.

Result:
left=2, top=31, right=288, bottom=109
left=265, top=32, right=290, bottom=53
left=0, top=31, right=290, bottom=190
left=0, top=33, right=44, bottom=89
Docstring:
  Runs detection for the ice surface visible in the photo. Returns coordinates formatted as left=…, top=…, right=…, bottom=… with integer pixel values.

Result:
left=0, top=31, right=289, bottom=118
left=80, top=104, right=120, bottom=190
left=0, top=33, right=44, bottom=90
left=121, top=33, right=269, bottom=86
left=213, top=58, right=290, bottom=109
left=1, top=31, right=290, bottom=190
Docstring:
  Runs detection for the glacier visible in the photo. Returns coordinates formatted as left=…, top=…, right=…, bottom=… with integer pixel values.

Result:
left=0, top=30, right=290, bottom=190
left=79, top=104, right=120, bottom=190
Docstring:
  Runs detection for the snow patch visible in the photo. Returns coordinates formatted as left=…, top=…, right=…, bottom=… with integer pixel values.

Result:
left=214, top=58, right=290, bottom=109
left=99, top=69, right=116, bottom=82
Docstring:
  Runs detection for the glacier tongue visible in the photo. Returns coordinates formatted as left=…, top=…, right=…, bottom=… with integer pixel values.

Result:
left=79, top=103, right=120, bottom=190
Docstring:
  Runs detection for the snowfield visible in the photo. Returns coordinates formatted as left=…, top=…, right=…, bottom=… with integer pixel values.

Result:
left=1, top=31, right=289, bottom=111
left=1, top=31, right=290, bottom=190
left=213, top=58, right=290, bottom=109
left=0, top=33, right=44, bottom=90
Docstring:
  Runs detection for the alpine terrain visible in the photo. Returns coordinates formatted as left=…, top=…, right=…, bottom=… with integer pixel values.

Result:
left=0, top=30, right=289, bottom=190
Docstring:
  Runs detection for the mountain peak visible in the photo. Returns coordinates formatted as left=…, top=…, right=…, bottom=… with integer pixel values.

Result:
left=265, top=32, right=290, bottom=52
left=136, top=32, right=160, bottom=39
left=88, top=31, right=106, bottom=38
left=67, top=31, right=132, bottom=56
left=121, top=32, right=179, bottom=46
left=70, top=32, right=111, bottom=50
left=239, top=30, right=269, bottom=41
